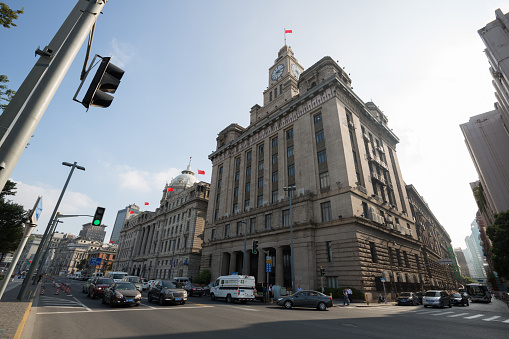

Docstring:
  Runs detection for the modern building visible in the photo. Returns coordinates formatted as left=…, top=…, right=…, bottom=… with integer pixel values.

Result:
left=14, top=234, right=43, bottom=273
left=79, top=222, right=107, bottom=243
left=454, top=247, right=471, bottom=278
left=110, top=204, right=140, bottom=244
left=112, top=165, right=209, bottom=281
left=464, top=220, right=488, bottom=283
left=200, top=45, right=453, bottom=300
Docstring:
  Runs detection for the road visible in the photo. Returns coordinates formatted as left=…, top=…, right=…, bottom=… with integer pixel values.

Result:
left=22, top=278, right=509, bottom=339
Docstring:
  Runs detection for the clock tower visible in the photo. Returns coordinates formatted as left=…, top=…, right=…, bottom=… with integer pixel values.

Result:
left=262, top=45, right=304, bottom=109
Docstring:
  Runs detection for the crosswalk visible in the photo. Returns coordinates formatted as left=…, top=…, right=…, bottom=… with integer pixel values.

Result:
left=37, top=295, right=91, bottom=312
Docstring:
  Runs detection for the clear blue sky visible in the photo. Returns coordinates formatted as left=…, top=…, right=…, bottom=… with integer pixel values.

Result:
left=1, top=0, right=503, bottom=247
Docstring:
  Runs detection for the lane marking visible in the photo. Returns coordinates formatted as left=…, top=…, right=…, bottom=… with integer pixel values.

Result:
left=447, top=313, right=470, bottom=318
left=37, top=305, right=213, bottom=315
left=431, top=311, right=454, bottom=316
left=72, top=296, right=92, bottom=311
left=464, top=314, right=484, bottom=319
left=483, top=316, right=501, bottom=322
left=502, top=319, right=509, bottom=323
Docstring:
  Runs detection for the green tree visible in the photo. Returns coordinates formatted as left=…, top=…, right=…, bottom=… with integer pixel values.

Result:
left=486, top=210, right=509, bottom=280
left=0, top=2, right=24, bottom=28
left=0, top=75, right=16, bottom=111
left=0, top=180, right=27, bottom=264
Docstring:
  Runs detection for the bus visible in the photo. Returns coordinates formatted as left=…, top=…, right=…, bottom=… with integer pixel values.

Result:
left=466, top=283, right=491, bottom=303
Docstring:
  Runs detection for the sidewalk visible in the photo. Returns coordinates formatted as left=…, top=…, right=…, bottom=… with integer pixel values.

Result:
left=0, top=277, right=39, bottom=339
left=332, top=298, right=396, bottom=307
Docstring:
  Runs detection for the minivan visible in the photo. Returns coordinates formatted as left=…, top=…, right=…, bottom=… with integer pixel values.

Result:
left=423, top=290, right=451, bottom=308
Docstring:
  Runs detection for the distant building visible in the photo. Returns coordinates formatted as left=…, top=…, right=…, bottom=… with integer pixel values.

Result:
left=110, top=204, right=140, bottom=244
left=454, top=247, right=471, bottom=278
left=464, top=220, right=488, bottom=282
left=79, top=222, right=107, bottom=243
left=49, top=234, right=104, bottom=275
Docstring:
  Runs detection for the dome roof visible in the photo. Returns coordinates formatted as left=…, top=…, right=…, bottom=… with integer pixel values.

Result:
left=169, top=165, right=198, bottom=189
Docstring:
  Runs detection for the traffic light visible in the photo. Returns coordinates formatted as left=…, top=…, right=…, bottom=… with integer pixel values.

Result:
left=92, top=207, right=105, bottom=226
left=320, top=266, right=325, bottom=276
left=252, top=240, right=258, bottom=254
left=82, top=56, right=124, bottom=109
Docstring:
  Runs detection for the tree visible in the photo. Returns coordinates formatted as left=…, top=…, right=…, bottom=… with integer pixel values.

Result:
left=486, top=210, right=509, bottom=280
left=0, top=2, right=24, bottom=28
left=0, top=180, right=27, bottom=264
left=0, top=75, right=16, bottom=111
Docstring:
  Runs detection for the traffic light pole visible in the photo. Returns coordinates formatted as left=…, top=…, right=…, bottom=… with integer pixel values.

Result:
left=0, top=0, right=107, bottom=192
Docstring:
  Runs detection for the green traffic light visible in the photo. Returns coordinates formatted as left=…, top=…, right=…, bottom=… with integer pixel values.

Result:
left=93, top=220, right=100, bottom=226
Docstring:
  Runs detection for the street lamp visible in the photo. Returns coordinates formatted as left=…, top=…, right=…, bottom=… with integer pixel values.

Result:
left=283, top=185, right=296, bottom=292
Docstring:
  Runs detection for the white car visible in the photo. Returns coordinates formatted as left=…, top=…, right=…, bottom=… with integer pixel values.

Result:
left=143, top=280, right=156, bottom=291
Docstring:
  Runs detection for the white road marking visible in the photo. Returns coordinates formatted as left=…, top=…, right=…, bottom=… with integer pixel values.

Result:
left=37, top=305, right=213, bottom=315
left=502, top=319, right=509, bottom=323
left=464, top=314, right=484, bottom=319
left=431, top=311, right=454, bottom=316
left=482, top=316, right=501, bottom=322
left=72, top=296, right=92, bottom=311
left=448, top=313, right=470, bottom=318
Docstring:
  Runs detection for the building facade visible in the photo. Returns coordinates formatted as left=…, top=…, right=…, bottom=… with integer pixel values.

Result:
left=200, top=45, right=453, bottom=299
left=112, top=165, right=209, bottom=281
left=110, top=204, right=140, bottom=244
left=79, top=223, right=107, bottom=243
left=464, top=220, right=488, bottom=283
left=48, top=235, right=104, bottom=275
left=454, top=248, right=471, bottom=278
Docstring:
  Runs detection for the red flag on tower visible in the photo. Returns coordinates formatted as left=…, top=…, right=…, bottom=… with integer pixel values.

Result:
left=144, top=202, right=149, bottom=205
left=130, top=211, right=134, bottom=214
left=285, top=29, right=292, bottom=33
left=168, top=187, right=174, bottom=192
left=198, top=170, right=205, bottom=175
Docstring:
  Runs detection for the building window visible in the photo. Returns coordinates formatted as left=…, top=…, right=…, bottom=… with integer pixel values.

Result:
left=258, top=177, right=263, bottom=188
left=224, top=225, right=230, bottom=238
left=272, top=137, right=278, bottom=148
left=286, top=129, right=293, bottom=140
left=250, top=217, right=256, bottom=233
left=234, top=187, right=238, bottom=197
left=214, top=209, right=219, bottom=220
left=244, top=199, right=250, bottom=210
left=319, top=172, right=329, bottom=189
left=233, top=203, right=238, bottom=213
left=274, top=87, right=277, bottom=97
left=317, top=150, right=327, bottom=164
left=321, top=201, right=332, bottom=222
left=270, top=91, right=272, bottom=101
left=247, top=151, right=252, bottom=160
left=219, top=166, right=223, bottom=177
left=237, top=221, right=243, bottom=236
left=314, top=113, right=322, bottom=124
left=327, top=241, right=333, bottom=262
left=259, top=144, right=264, bottom=154
left=245, top=182, right=251, bottom=193
left=272, top=154, right=278, bottom=164
left=316, top=130, right=325, bottom=143
left=265, top=214, right=272, bottom=229
left=235, top=157, right=241, bottom=167
left=396, top=249, right=402, bottom=267
left=209, top=254, right=213, bottom=267
left=369, top=242, right=378, bottom=263
left=257, top=195, right=263, bottom=207
left=258, top=160, right=264, bottom=171
left=272, top=171, right=278, bottom=183
left=216, top=194, right=220, bottom=203
left=403, top=251, right=409, bottom=268
left=282, top=209, right=290, bottom=227
left=326, top=276, right=339, bottom=288
left=288, top=164, right=295, bottom=177
left=218, top=179, right=222, bottom=188
left=287, top=146, right=294, bottom=157
left=415, top=254, right=421, bottom=270
left=279, top=84, right=283, bottom=94
left=246, top=166, right=251, bottom=176
left=235, top=171, right=240, bottom=181
left=272, top=190, right=278, bottom=203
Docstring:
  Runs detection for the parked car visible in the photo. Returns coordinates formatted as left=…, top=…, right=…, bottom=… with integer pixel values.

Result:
left=88, top=277, right=114, bottom=299
left=422, top=290, right=451, bottom=308
left=185, top=283, right=204, bottom=297
left=450, top=292, right=469, bottom=306
left=396, top=292, right=419, bottom=306
left=143, top=280, right=156, bottom=291
left=102, top=282, right=141, bottom=307
left=276, top=290, right=333, bottom=311
left=82, top=278, right=93, bottom=293
left=203, top=282, right=214, bottom=296
left=148, top=280, right=187, bottom=305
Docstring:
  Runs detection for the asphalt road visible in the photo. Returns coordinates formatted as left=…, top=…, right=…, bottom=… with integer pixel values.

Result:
left=22, top=278, right=509, bottom=339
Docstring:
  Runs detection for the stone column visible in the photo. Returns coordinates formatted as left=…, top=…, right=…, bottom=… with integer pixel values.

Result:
left=229, top=251, right=236, bottom=274
left=257, top=252, right=265, bottom=285
left=276, top=246, right=284, bottom=286
left=245, top=252, right=251, bottom=276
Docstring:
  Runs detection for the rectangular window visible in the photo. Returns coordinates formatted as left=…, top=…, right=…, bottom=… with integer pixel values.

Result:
left=216, top=194, right=220, bottom=203
left=218, top=179, right=222, bottom=188
left=272, top=171, right=278, bottom=183
left=282, top=209, right=290, bottom=227
left=265, top=214, right=272, bottom=229
left=321, top=201, right=332, bottom=222
left=319, top=172, right=329, bottom=189
left=314, top=113, right=322, bottom=124
left=235, top=171, right=240, bottom=181
left=246, top=166, right=251, bottom=176
left=247, top=151, right=252, bottom=160
left=403, top=251, right=409, bottom=268
left=396, top=249, right=402, bottom=267
left=244, top=199, right=250, bottom=210
left=317, top=150, right=327, bottom=164
left=272, top=137, right=278, bottom=148
left=257, top=195, right=263, bottom=207
left=237, top=221, right=243, bottom=236
left=286, top=129, right=293, bottom=140
left=287, top=146, right=294, bottom=157
left=235, top=157, right=241, bottom=167
left=234, top=187, right=238, bottom=197
left=272, top=154, right=278, bottom=164
left=274, top=87, right=277, bottom=97
left=316, top=130, right=325, bottom=143
left=327, top=241, right=333, bottom=262
left=326, top=276, right=339, bottom=288
left=369, top=242, right=378, bottom=263
left=272, top=190, right=278, bottom=203
left=258, top=160, right=264, bottom=170
left=258, top=177, right=263, bottom=188
left=219, top=166, right=223, bottom=176
left=259, top=144, right=264, bottom=154
left=270, top=92, right=272, bottom=101
left=211, top=229, right=216, bottom=240
left=245, top=182, right=251, bottom=193
left=288, top=164, right=295, bottom=177
left=224, top=224, right=230, bottom=238
left=233, top=203, right=238, bottom=213
left=250, top=217, right=256, bottom=233
left=415, top=254, right=421, bottom=270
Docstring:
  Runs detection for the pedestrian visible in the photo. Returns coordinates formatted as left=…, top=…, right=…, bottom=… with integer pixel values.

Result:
left=347, top=287, right=353, bottom=303
left=297, top=285, right=303, bottom=292
left=269, top=284, right=273, bottom=302
left=37, top=274, right=43, bottom=283
left=343, top=288, right=350, bottom=306
left=262, top=284, right=267, bottom=302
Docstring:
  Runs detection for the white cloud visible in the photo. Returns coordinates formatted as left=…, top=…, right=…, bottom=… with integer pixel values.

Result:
left=113, top=165, right=181, bottom=192
left=109, top=38, right=136, bottom=68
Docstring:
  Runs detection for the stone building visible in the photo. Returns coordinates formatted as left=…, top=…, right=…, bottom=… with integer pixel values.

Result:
left=112, top=165, right=209, bottom=281
left=200, top=45, right=453, bottom=299
left=79, top=222, right=107, bottom=243
left=48, top=235, right=104, bottom=275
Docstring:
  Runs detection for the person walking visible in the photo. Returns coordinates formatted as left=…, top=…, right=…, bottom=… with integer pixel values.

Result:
left=347, top=287, right=353, bottom=303
left=297, top=285, right=303, bottom=292
left=343, top=288, right=350, bottom=306
left=269, top=284, right=273, bottom=303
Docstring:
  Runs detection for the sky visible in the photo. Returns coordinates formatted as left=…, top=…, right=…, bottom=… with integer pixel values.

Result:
left=0, top=0, right=504, bottom=248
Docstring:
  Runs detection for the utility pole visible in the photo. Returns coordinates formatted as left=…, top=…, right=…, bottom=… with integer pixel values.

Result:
left=0, top=0, right=107, bottom=192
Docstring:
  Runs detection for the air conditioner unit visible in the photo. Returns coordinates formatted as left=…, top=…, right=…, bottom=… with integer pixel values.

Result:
left=298, top=188, right=305, bottom=196
left=400, top=228, right=406, bottom=235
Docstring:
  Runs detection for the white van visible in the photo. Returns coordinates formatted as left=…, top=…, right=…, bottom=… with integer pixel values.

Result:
left=92, top=272, right=104, bottom=278
left=172, top=277, right=191, bottom=286
left=210, top=275, right=256, bottom=304
left=106, top=271, right=128, bottom=282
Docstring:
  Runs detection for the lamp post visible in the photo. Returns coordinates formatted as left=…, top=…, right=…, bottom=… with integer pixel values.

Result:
left=283, top=185, right=296, bottom=292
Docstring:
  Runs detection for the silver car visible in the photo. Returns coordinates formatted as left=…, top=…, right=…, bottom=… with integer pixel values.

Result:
left=423, top=290, right=451, bottom=308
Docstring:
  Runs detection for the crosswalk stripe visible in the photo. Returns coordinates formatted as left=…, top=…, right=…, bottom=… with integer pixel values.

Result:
left=483, top=316, right=501, bottom=322
left=448, top=313, right=469, bottom=318
left=464, top=314, right=484, bottom=319
left=503, top=319, right=509, bottom=323
left=431, top=311, right=454, bottom=316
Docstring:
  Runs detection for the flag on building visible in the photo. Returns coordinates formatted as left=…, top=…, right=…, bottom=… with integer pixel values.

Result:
left=130, top=211, right=134, bottom=214
left=198, top=170, right=205, bottom=175
left=168, top=187, right=174, bottom=192
left=285, top=29, right=292, bottom=33
left=144, top=202, right=149, bottom=205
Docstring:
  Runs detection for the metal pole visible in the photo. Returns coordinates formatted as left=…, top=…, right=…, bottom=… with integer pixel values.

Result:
left=38, top=220, right=63, bottom=274
left=169, top=240, right=176, bottom=280
left=18, top=162, right=85, bottom=300
left=243, top=221, right=247, bottom=275
left=0, top=0, right=107, bottom=192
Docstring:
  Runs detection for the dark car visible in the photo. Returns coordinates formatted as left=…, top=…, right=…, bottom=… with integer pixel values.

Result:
left=423, top=290, right=451, bottom=308
left=148, top=280, right=187, bottom=306
left=203, top=282, right=214, bottom=296
left=185, top=283, right=204, bottom=297
left=276, top=290, right=333, bottom=311
left=88, top=277, right=114, bottom=299
left=396, top=292, right=419, bottom=306
left=102, top=282, right=141, bottom=307
left=415, top=292, right=424, bottom=304
left=450, top=292, right=469, bottom=306
left=82, top=278, right=93, bottom=293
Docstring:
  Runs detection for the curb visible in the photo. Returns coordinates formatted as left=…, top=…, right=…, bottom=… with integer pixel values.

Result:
left=13, top=300, right=32, bottom=339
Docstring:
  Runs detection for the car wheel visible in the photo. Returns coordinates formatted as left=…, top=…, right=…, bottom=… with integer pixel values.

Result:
left=135, top=302, right=140, bottom=307
left=440, top=302, right=444, bottom=309
left=448, top=301, right=452, bottom=308
left=284, top=300, right=293, bottom=309
left=211, top=293, right=216, bottom=301
left=102, top=296, right=106, bottom=304
left=226, top=294, right=233, bottom=303
left=181, top=301, right=185, bottom=305
left=159, top=295, right=165, bottom=306
left=318, top=302, right=327, bottom=311
left=424, top=305, right=427, bottom=308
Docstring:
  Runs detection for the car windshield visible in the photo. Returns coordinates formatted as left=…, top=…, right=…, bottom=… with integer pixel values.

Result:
left=128, top=277, right=141, bottom=283
left=451, top=293, right=461, bottom=297
left=97, top=278, right=113, bottom=285
left=162, top=281, right=178, bottom=289
left=425, top=291, right=440, bottom=297
left=192, top=284, right=201, bottom=288
left=115, top=283, right=136, bottom=290
left=400, top=293, right=411, bottom=297
left=112, top=274, right=126, bottom=279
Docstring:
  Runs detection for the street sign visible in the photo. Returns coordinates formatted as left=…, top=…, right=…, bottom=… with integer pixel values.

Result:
left=90, top=257, right=102, bottom=266
left=381, top=278, right=385, bottom=282
left=438, top=259, right=453, bottom=265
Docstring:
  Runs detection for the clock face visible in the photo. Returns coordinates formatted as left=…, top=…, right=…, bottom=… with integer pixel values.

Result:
left=291, top=64, right=301, bottom=79
left=271, top=64, right=284, bottom=81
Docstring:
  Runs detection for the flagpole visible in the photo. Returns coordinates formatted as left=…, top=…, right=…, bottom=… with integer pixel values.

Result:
left=284, top=28, right=286, bottom=46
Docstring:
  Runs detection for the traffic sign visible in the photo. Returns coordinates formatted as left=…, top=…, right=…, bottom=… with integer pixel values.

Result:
left=90, top=257, right=102, bottom=266
left=381, top=278, right=385, bottom=282
left=438, top=259, right=453, bottom=265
